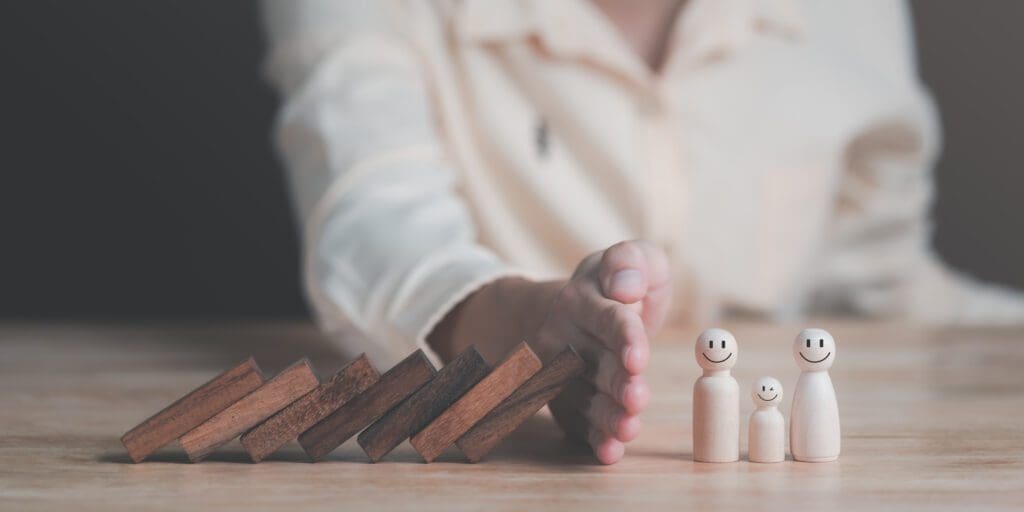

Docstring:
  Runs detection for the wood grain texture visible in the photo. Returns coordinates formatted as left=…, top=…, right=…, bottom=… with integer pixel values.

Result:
left=410, top=341, right=542, bottom=462
left=358, top=346, right=489, bottom=462
left=298, top=349, right=436, bottom=461
left=457, top=345, right=584, bottom=462
left=120, top=357, right=264, bottom=463
left=240, top=354, right=379, bottom=462
left=180, top=359, right=319, bottom=462
left=8, top=321, right=1024, bottom=511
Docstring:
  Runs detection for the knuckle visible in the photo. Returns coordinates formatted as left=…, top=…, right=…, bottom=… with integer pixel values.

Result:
left=611, top=306, right=632, bottom=330
left=598, top=367, right=621, bottom=397
left=559, top=282, right=580, bottom=303
left=602, top=241, right=643, bottom=267
left=574, top=252, right=601, bottom=278
left=598, top=304, right=621, bottom=333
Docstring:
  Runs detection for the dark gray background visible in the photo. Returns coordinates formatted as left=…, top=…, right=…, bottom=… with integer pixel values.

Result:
left=0, top=1, right=1020, bottom=318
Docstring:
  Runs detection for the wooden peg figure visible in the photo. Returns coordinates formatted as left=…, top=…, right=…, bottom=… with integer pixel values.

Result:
left=692, top=328, right=739, bottom=462
left=789, top=328, right=841, bottom=462
left=748, top=376, right=784, bottom=463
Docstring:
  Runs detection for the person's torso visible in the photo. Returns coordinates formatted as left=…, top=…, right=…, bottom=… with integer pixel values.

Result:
left=410, top=0, right=935, bottom=320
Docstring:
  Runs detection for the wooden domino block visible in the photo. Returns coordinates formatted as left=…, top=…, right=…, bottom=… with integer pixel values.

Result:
left=240, top=354, right=380, bottom=462
left=410, top=342, right=541, bottom=463
left=120, top=357, right=264, bottom=463
left=456, top=345, right=585, bottom=462
left=298, top=350, right=436, bottom=461
left=180, top=359, right=319, bottom=462
left=357, top=346, right=489, bottom=462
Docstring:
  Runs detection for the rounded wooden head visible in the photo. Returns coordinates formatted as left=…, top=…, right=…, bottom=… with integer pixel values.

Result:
left=793, top=328, right=835, bottom=371
left=694, top=328, right=738, bottom=371
left=751, top=376, right=783, bottom=406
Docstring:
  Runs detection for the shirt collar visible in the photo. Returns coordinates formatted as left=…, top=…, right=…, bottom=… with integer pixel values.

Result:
left=670, top=0, right=804, bottom=71
left=454, top=0, right=805, bottom=83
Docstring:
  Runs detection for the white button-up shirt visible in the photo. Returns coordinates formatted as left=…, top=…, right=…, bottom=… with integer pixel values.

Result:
left=262, top=0, right=1024, bottom=364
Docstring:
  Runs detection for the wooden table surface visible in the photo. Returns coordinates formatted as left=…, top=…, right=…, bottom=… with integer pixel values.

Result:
left=2, top=320, right=1023, bottom=511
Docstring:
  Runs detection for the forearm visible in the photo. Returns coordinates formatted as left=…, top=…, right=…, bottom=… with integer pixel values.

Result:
left=427, top=277, right=563, bottom=364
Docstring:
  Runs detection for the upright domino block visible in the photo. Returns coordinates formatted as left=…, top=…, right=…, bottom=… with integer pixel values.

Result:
left=410, top=342, right=541, bottom=463
left=358, top=346, right=489, bottom=462
left=240, top=354, right=380, bottom=462
left=457, top=345, right=584, bottom=462
left=180, top=359, right=319, bottom=462
left=120, top=357, right=264, bottom=463
left=299, top=350, right=436, bottom=461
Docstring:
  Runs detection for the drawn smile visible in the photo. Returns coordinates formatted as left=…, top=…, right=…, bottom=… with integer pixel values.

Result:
left=702, top=352, right=733, bottom=364
left=756, top=393, right=778, bottom=402
left=799, top=352, right=831, bottom=364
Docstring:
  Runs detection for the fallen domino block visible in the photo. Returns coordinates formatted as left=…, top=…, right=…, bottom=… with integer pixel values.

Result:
left=410, top=342, right=541, bottom=462
left=358, top=346, right=489, bottom=462
left=120, top=357, right=264, bottom=463
left=180, top=359, right=319, bottom=462
left=241, top=354, right=380, bottom=462
left=299, top=350, right=436, bottom=461
left=457, top=345, right=585, bottom=462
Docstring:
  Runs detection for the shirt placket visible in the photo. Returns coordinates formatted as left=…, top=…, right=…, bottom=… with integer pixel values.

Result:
left=638, top=92, right=687, bottom=259
left=638, top=86, right=706, bottom=321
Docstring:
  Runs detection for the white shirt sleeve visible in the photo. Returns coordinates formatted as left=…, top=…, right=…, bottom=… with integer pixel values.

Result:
left=808, top=1, right=1024, bottom=325
left=261, top=0, right=518, bottom=365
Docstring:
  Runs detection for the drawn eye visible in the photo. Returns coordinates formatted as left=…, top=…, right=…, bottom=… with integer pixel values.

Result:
left=762, top=385, right=765, bottom=391
left=806, top=339, right=811, bottom=348
left=819, top=338, right=824, bottom=348
left=770, top=387, right=774, bottom=391
left=721, top=340, right=726, bottom=349
left=709, top=340, right=713, bottom=349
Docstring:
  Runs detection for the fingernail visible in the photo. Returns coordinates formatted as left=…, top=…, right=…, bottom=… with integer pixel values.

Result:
left=610, top=269, right=642, bottom=294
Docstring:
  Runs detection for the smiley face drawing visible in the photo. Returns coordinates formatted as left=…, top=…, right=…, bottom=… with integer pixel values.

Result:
left=752, top=376, right=783, bottom=406
left=792, top=328, right=835, bottom=371
left=692, top=328, right=741, bottom=462
left=694, top=328, right=738, bottom=371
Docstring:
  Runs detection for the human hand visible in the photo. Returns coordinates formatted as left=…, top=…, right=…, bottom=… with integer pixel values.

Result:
left=533, top=240, right=672, bottom=464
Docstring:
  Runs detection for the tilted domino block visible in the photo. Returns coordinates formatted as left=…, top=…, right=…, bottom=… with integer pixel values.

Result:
left=180, top=359, right=319, bottom=462
left=125, top=344, right=583, bottom=465
left=299, top=350, right=436, bottom=461
left=121, top=357, right=264, bottom=463
left=457, top=345, right=585, bottom=462
left=241, top=354, right=380, bottom=462
left=358, top=346, right=489, bottom=462
left=410, top=342, right=541, bottom=462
